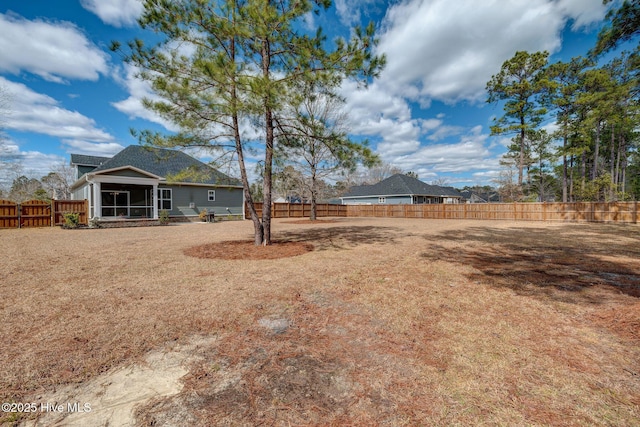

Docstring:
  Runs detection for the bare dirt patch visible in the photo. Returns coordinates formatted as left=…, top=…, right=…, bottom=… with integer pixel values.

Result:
left=1, top=219, right=639, bottom=426
left=184, top=240, right=314, bottom=260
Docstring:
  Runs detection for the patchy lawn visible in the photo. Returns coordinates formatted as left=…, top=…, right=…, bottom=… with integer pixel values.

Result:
left=0, top=218, right=638, bottom=426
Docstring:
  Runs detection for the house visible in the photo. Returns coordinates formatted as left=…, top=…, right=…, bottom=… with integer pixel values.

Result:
left=340, top=173, right=463, bottom=205
left=459, top=189, right=501, bottom=203
left=70, top=145, right=244, bottom=221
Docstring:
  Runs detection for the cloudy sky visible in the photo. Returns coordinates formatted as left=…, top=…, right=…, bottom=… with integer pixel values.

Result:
left=0, top=0, right=609, bottom=188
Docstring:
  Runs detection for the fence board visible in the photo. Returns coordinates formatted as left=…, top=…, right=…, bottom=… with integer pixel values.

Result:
left=20, top=200, right=52, bottom=228
left=0, top=199, right=18, bottom=228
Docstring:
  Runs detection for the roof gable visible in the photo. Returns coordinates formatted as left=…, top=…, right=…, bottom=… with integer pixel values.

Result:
left=91, top=165, right=162, bottom=179
left=343, top=174, right=462, bottom=198
left=90, top=146, right=241, bottom=186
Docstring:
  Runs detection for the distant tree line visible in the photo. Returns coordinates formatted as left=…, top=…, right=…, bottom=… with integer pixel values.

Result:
left=0, top=163, right=75, bottom=203
left=487, top=0, right=640, bottom=202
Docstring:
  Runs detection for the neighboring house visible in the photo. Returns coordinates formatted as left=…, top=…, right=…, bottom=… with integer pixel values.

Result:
left=70, top=146, right=244, bottom=221
left=459, top=189, right=501, bottom=203
left=340, top=173, right=463, bottom=205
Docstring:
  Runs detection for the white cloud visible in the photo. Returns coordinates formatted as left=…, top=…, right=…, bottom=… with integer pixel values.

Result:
left=111, top=65, right=180, bottom=132
left=61, top=139, right=124, bottom=156
left=387, top=126, right=497, bottom=173
left=330, top=0, right=607, bottom=185
left=334, top=0, right=382, bottom=26
left=112, top=64, right=265, bottom=142
left=0, top=137, right=67, bottom=185
left=0, top=13, right=109, bottom=83
left=0, top=77, right=116, bottom=144
left=80, top=0, right=143, bottom=28
left=557, top=0, right=607, bottom=30
left=375, top=0, right=606, bottom=105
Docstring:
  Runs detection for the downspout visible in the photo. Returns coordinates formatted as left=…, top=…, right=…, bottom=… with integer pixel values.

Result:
left=84, top=174, right=94, bottom=219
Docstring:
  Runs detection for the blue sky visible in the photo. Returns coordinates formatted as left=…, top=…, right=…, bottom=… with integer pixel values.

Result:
left=0, top=0, right=610, bottom=189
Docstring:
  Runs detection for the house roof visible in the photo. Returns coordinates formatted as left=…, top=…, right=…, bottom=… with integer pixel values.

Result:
left=70, top=153, right=111, bottom=167
left=75, top=145, right=241, bottom=186
left=459, top=189, right=501, bottom=203
left=342, top=174, right=462, bottom=198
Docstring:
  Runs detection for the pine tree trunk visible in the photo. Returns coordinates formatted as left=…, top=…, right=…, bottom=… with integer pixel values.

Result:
left=230, top=35, right=263, bottom=245
left=610, top=123, right=616, bottom=200
left=518, top=124, right=525, bottom=189
left=261, top=38, right=273, bottom=246
left=592, top=120, right=601, bottom=181
left=562, top=133, right=568, bottom=203
left=310, top=169, right=317, bottom=221
left=569, top=155, right=574, bottom=202
left=581, top=151, right=586, bottom=197
left=538, top=156, right=545, bottom=202
left=620, top=135, right=627, bottom=195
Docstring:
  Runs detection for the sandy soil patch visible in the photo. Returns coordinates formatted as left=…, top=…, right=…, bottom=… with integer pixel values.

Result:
left=23, top=336, right=216, bottom=427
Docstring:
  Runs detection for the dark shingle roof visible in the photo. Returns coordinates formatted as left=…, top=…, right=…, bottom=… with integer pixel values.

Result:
left=459, top=189, right=501, bottom=203
left=89, top=146, right=241, bottom=186
left=70, top=154, right=111, bottom=167
left=343, top=174, right=462, bottom=198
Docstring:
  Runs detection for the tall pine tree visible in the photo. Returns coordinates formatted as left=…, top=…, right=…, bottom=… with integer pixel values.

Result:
left=486, top=51, right=549, bottom=197
left=114, top=0, right=384, bottom=245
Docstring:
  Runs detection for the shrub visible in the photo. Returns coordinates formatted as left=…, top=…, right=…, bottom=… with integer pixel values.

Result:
left=62, top=212, right=80, bottom=229
left=159, top=209, right=170, bottom=225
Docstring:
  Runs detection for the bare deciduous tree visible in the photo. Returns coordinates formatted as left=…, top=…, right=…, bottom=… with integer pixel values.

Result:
left=277, top=91, right=379, bottom=219
left=41, top=162, right=77, bottom=199
left=0, top=84, right=21, bottom=196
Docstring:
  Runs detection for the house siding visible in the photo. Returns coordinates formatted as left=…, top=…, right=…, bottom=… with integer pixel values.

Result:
left=76, top=165, right=96, bottom=179
left=163, top=185, right=244, bottom=217
left=72, top=186, right=85, bottom=200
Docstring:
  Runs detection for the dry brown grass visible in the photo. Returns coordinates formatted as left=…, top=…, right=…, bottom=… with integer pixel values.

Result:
left=1, top=218, right=639, bottom=426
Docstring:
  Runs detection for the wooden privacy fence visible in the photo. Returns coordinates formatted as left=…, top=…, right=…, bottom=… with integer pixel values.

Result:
left=347, top=202, right=640, bottom=223
left=248, top=202, right=347, bottom=218
left=0, top=199, right=88, bottom=228
left=247, top=201, right=640, bottom=224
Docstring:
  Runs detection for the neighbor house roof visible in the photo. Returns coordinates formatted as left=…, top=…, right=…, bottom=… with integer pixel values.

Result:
left=70, top=154, right=111, bottom=167
left=74, top=146, right=242, bottom=187
left=342, top=174, right=462, bottom=198
left=459, top=189, right=501, bottom=203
